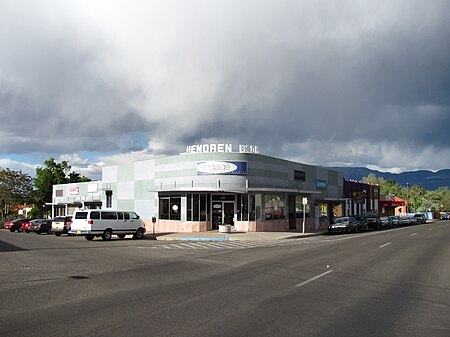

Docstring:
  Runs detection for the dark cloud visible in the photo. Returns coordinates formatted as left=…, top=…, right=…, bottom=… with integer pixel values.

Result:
left=0, top=0, right=449, bottom=172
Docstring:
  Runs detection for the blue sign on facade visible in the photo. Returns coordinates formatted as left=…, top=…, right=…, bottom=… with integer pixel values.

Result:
left=197, top=161, right=248, bottom=175
left=316, top=179, right=327, bottom=189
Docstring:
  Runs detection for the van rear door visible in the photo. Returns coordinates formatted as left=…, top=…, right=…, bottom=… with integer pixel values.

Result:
left=72, top=211, right=90, bottom=231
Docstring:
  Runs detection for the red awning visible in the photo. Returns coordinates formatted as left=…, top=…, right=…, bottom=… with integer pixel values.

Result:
left=380, top=200, right=405, bottom=207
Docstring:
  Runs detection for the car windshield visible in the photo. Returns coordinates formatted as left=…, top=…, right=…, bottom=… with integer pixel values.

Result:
left=334, top=218, right=348, bottom=223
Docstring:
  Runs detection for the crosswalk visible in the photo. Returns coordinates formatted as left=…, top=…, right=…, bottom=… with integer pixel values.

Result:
left=142, top=238, right=315, bottom=250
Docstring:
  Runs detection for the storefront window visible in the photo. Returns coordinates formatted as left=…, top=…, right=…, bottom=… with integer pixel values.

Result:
left=264, top=194, right=286, bottom=220
left=186, top=194, right=209, bottom=221
left=158, top=195, right=181, bottom=220
left=159, top=197, right=170, bottom=219
left=170, top=197, right=181, bottom=220
left=200, top=195, right=207, bottom=221
left=193, top=194, right=199, bottom=220
left=236, top=194, right=255, bottom=221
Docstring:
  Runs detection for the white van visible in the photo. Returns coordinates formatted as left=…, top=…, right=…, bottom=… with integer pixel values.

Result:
left=69, top=209, right=146, bottom=241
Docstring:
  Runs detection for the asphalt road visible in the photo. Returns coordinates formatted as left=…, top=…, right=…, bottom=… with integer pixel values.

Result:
left=0, top=221, right=449, bottom=337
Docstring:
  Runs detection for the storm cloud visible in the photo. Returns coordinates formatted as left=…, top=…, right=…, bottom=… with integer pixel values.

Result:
left=1, top=0, right=449, bottom=177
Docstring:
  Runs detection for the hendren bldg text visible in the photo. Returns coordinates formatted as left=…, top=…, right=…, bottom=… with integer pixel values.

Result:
left=185, top=144, right=260, bottom=154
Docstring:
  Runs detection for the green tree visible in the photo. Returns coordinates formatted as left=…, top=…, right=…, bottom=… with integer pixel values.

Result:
left=0, top=168, right=34, bottom=221
left=30, top=158, right=91, bottom=218
left=362, top=174, right=450, bottom=214
left=361, top=175, right=403, bottom=197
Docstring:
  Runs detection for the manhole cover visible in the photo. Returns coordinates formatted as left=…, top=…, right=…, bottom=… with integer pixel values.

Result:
left=69, top=275, right=89, bottom=280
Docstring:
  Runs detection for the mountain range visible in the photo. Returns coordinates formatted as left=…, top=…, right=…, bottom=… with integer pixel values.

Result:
left=328, top=167, right=450, bottom=191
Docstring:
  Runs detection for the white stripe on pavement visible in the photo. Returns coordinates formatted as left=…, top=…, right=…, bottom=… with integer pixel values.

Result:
left=295, top=270, right=334, bottom=288
left=379, top=242, right=392, bottom=248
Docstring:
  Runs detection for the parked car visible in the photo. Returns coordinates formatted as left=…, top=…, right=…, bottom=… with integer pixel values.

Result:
left=389, top=216, right=403, bottom=227
left=352, top=215, right=369, bottom=231
left=21, top=220, right=33, bottom=233
left=363, top=212, right=382, bottom=230
left=328, top=216, right=359, bottom=234
left=4, top=218, right=32, bottom=232
left=402, top=216, right=417, bottom=225
left=413, top=213, right=426, bottom=224
left=30, top=219, right=53, bottom=234
left=52, top=216, right=72, bottom=236
left=380, top=216, right=394, bottom=229
left=440, top=213, right=448, bottom=220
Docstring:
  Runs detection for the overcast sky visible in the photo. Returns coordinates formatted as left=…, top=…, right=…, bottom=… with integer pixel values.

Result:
left=1, top=0, right=449, bottom=180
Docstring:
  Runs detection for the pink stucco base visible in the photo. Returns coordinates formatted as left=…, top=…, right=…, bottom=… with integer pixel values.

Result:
left=145, top=218, right=330, bottom=233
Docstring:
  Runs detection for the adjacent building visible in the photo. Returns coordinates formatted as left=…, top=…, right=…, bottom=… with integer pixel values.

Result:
left=343, top=179, right=380, bottom=216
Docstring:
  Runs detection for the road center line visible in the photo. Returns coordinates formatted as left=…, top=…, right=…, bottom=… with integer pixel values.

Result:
left=410, top=233, right=418, bottom=236
left=294, top=270, right=334, bottom=288
left=379, top=242, right=392, bottom=248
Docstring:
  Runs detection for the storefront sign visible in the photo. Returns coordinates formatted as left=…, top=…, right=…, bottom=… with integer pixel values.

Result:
left=186, top=144, right=259, bottom=154
left=197, top=161, right=248, bottom=175
left=69, top=186, right=79, bottom=195
left=316, top=180, right=327, bottom=189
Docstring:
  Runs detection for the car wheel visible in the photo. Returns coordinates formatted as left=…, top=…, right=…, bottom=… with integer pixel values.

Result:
left=102, top=229, right=112, bottom=241
left=18, top=227, right=23, bottom=232
left=47, top=229, right=52, bottom=234
left=117, top=234, right=126, bottom=239
left=37, top=232, right=41, bottom=235
left=54, top=232, right=62, bottom=236
left=10, top=229, right=14, bottom=232
left=133, top=228, right=145, bottom=240
left=85, top=235, right=94, bottom=241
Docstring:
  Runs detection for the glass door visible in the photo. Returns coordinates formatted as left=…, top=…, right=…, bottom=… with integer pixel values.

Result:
left=212, top=202, right=222, bottom=230
left=211, top=200, right=235, bottom=229
left=223, top=202, right=235, bottom=226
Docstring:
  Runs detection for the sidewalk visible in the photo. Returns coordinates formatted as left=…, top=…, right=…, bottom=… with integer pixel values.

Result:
left=152, top=230, right=327, bottom=241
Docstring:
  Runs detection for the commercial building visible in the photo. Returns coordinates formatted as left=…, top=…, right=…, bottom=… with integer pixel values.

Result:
left=343, top=179, right=380, bottom=216
left=51, top=144, right=344, bottom=233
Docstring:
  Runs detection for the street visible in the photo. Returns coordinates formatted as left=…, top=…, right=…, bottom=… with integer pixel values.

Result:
left=1, top=221, right=449, bottom=337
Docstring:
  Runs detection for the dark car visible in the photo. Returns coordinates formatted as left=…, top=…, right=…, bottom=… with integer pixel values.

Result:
left=380, top=216, right=394, bottom=229
left=413, top=213, right=426, bottom=224
left=328, top=217, right=359, bottom=234
left=364, top=212, right=382, bottom=230
left=4, top=218, right=32, bottom=232
left=30, top=219, right=53, bottom=234
left=352, top=215, right=369, bottom=231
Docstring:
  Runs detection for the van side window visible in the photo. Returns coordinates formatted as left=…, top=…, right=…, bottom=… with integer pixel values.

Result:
left=130, top=212, right=139, bottom=220
left=101, top=212, right=117, bottom=220
left=124, top=213, right=130, bottom=220
left=117, top=212, right=124, bottom=220
left=90, top=211, right=100, bottom=219
left=75, top=212, right=88, bottom=220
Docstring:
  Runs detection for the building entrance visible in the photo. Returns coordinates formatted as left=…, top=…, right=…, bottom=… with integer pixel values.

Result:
left=211, top=195, right=235, bottom=230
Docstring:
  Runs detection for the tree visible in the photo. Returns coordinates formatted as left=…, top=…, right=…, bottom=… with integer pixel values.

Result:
left=0, top=168, right=34, bottom=221
left=362, top=173, right=450, bottom=213
left=30, top=158, right=91, bottom=218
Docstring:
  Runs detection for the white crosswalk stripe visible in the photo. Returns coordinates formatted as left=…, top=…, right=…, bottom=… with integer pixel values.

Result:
left=153, top=236, right=355, bottom=250
left=153, top=239, right=309, bottom=250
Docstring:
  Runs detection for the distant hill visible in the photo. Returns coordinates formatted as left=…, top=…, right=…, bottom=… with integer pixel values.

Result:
left=328, top=167, right=450, bottom=191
